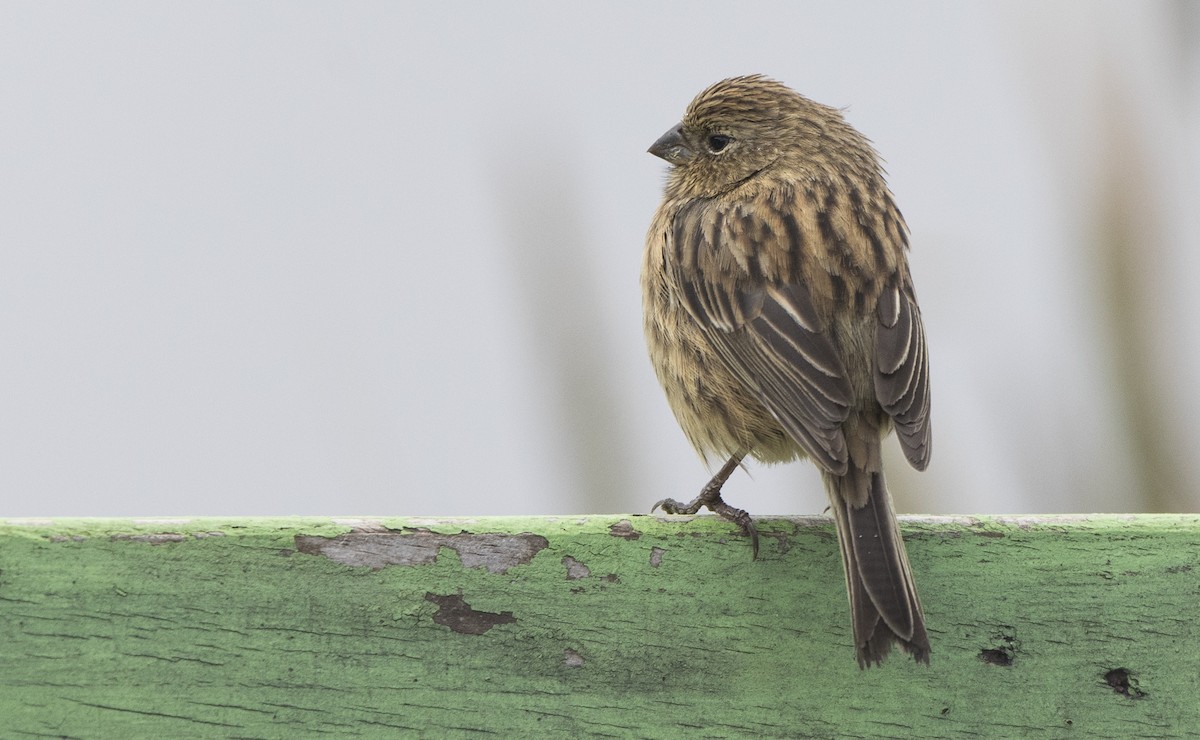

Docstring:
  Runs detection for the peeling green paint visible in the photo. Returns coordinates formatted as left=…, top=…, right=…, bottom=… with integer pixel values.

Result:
left=2, top=514, right=1199, bottom=737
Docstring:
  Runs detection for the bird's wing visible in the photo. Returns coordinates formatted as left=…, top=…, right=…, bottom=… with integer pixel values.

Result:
left=874, top=279, right=931, bottom=470
left=668, top=198, right=853, bottom=474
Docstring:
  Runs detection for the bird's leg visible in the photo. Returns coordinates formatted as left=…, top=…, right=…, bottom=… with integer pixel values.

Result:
left=652, top=452, right=759, bottom=559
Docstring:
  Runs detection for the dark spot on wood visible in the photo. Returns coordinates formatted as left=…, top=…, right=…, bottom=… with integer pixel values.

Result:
left=979, top=630, right=1018, bottom=666
left=1104, top=668, right=1147, bottom=699
left=649, top=547, right=666, bottom=567
left=295, top=529, right=548, bottom=574
left=562, top=556, right=591, bottom=580
left=979, top=648, right=1013, bottom=667
left=424, top=593, right=516, bottom=636
left=608, top=520, right=642, bottom=541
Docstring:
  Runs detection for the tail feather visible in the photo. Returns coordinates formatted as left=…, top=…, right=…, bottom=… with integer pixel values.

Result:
left=827, top=465, right=929, bottom=667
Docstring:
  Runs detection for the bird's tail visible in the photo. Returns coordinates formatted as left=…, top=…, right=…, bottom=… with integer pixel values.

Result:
left=826, top=464, right=930, bottom=667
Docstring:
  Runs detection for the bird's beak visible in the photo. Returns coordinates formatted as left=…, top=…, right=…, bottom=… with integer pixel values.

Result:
left=648, top=124, right=694, bottom=165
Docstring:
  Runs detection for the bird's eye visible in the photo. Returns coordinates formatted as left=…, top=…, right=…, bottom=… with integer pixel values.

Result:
left=706, top=134, right=733, bottom=153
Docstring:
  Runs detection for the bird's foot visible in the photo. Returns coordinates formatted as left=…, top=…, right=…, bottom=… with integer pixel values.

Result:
left=652, top=488, right=759, bottom=560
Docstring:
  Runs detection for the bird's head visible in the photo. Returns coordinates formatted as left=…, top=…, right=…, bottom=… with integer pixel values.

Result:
left=650, top=75, right=874, bottom=198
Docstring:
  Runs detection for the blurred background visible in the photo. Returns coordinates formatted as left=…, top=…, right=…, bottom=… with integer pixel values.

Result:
left=2, top=1, right=1198, bottom=518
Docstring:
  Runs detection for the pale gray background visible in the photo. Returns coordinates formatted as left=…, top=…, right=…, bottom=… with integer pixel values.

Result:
left=3, top=1, right=1198, bottom=518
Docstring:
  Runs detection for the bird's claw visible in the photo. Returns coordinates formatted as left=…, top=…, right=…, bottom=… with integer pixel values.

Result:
left=651, top=494, right=759, bottom=560
left=651, top=497, right=698, bottom=515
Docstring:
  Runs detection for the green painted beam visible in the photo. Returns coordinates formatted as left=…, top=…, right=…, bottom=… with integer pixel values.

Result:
left=2, top=514, right=1198, bottom=737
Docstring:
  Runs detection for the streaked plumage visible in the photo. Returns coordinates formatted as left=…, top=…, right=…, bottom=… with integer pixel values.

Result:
left=643, top=75, right=931, bottom=666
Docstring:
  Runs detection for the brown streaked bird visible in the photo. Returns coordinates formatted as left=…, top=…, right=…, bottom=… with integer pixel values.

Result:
left=642, top=75, right=931, bottom=667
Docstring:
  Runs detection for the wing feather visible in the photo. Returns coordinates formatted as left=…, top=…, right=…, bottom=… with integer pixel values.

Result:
left=672, top=199, right=853, bottom=474
left=874, top=283, right=931, bottom=470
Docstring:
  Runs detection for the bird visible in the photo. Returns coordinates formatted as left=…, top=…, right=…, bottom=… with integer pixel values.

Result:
left=642, top=75, right=931, bottom=667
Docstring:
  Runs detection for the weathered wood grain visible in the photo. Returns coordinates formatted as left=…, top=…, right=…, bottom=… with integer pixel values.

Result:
left=2, top=514, right=1198, bottom=737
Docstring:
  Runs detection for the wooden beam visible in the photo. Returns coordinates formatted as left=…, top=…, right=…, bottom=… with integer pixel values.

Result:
left=3, top=514, right=1197, bottom=736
